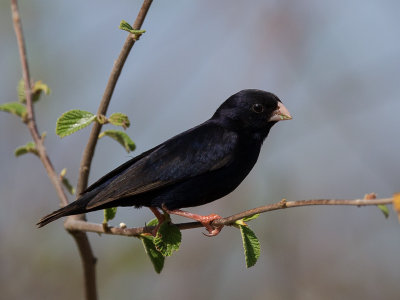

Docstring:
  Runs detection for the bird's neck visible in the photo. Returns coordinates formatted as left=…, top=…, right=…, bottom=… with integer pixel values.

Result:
left=212, top=116, right=273, bottom=143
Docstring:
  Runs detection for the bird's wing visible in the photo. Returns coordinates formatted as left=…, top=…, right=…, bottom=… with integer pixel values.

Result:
left=85, top=121, right=238, bottom=209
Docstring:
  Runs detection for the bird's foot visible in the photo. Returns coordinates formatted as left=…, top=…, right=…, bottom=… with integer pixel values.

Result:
left=199, top=214, right=223, bottom=237
left=161, top=205, right=224, bottom=237
left=149, top=207, right=165, bottom=237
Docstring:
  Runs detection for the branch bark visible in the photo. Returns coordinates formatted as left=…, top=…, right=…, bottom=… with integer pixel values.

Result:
left=10, top=1, right=157, bottom=299
left=69, top=1, right=153, bottom=299
left=77, top=0, right=153, bottom=194
left=11, top=0, right=68, bottom=208
left=64, top=197, right=394, bottom=237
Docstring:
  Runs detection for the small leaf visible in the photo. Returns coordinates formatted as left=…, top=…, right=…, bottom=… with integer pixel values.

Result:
left=17, top=78, right=26, bottom=102
left=60, top=168, right=67, bottom=177
left=103, top=207, right=117, bottom=223
left=235, top=219, right=247, bottom=226
left=32, top=80, right=51, bottom=102
left=33, top=80, right=51, bottom=95
left=239, top=224, right=261, bottom=268
left=364, top=193, right=389, bottom=219
left=60, top=168, right=75, bottom=195
left=119, top=20, right=146, bottom=35
left=243, top=214, right=260, bottom=222
left=14, top=141, right=38, bottom=157
left=393, top=193, right=400, bottom=223
left=108, top=112, right=130, bottom=129
left=154, top=221, right=181, bottom=257
left=377, top=204, right=389, bottom=218
left=18, top=79, right=50, bottom=103
left=99, top=130, right=136, bottom=153
left=141, top=235, right=165, bottom=273
left=119, top=20, right=134, bottom=32
left=56, top=110, right=96, bottom=138
left=61, top=178, right=75, bottom=194
left=0, top=102, right=27, bottom=119
left=146, top=218, right=159, bottom=227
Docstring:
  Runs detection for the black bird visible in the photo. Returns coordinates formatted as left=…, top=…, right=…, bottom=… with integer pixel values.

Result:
left=37, top=89, right=291, bottom=235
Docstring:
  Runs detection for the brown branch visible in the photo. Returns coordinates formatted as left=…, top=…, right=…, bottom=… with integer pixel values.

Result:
left=68, top=1, right=152, bottom=298
left=213, top=197, right=393, bottom=225
left=64, top=197, right=394, bottom=237
left=11, top=1, right=98, bottom=299
left=77, top=0, right=153, bottom=194
left=11, top=0, right=68, bottom=208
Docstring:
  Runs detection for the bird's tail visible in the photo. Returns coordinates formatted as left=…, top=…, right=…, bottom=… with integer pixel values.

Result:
left=37, top=193, right=94, bottom=228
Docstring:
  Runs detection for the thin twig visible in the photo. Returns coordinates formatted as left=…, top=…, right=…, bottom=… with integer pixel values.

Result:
left=11, top=0, right=68, bottom=208
left=11, top=1, right=98, bottom=299
left=64, top=197, right=394, bottom=237
left=68, top=1, right=152, bottom=298
left=77, top=0, right=153, bottom=194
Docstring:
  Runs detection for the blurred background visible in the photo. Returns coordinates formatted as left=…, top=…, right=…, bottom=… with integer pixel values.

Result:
left=1, top=0, right=400, bottom=299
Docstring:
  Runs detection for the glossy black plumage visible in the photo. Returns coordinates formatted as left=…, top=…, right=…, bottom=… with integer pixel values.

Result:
left=37, top=89, right=291, bottom=227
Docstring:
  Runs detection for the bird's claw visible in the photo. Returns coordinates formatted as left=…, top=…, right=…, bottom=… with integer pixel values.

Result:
left=200, top=213, right=224, bottom=237
left=202, top=227, right=223, bottom=237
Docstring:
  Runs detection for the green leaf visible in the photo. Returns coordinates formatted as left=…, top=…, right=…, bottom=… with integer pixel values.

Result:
left=98, top=130, right=136, bottom=153
left=62, top=177, right=75, bottom=195
left=146, top=218, right=159, bottom=227
left=108, top=112, right=130, bottom=129
left=17, top=79, right=26, bottom=102
left=32, top=80, right=51, bottom=102
left=243, top=214, right=260, bottom=222
left=377, top=204, right=389, bottom=218
left=103, top=207, right=117, bottom=223
left=14, top=141, right=38, bottom=157
left=56, top=110, right=96, bottom=138
left=18, top=79, right=50, bottom=103
left=0, top=102, right=27, bottom=119
left=119, top=20, right=146, bottom=35
left=239, top=225, right=261, bottom=268
left=154, top=221, right=181, bottom=257
left=60, top=168, right=75, bottom=195
left=119, top=20, right=133, bottom=32
left=141, top=235, right=165, bottom=273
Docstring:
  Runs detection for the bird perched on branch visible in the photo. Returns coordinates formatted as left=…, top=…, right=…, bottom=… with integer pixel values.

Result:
left=37, top=89, right=291, bottom=236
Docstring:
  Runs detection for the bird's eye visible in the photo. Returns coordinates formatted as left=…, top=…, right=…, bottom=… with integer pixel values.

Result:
left=251, top=103, right=264, bottom=113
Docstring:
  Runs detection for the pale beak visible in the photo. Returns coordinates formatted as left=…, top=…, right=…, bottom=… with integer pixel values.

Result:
left=268, top=102, right=292, bottom=122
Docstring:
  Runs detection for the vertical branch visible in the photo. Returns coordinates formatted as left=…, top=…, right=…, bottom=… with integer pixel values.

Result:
left=77, top=0, right=153, bottom=194
left=71, top=231, right=97, bottom=300
left=70, top=0, right=152, bottom=298
left=12, top=0, right=153, bottom=298
left=11, top=1, right=97, bottom=299
left=11, top=0, right=68, bottom=207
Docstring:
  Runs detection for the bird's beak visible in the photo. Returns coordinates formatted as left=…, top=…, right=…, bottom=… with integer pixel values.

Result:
left=269, top=102, right=292, bottom=122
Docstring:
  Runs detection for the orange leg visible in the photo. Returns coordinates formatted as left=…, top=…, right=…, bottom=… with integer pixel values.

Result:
left=149, top=207, right=165, bottom=236
left=162, top=204, right=223, bottom=237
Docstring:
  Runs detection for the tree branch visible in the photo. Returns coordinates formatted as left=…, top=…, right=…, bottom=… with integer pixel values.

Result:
left=11, top=0, right=68, bottom=208
left=68, top=1, right=152, bottom=298
left=11, top=1, right=98, bottom=299
left=64, top=197, right=394, bottom=237
left=77, top=0, right=153, bottom=195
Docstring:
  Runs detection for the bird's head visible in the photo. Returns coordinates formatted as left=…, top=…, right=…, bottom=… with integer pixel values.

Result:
left=212, top=89, right=292, bottom=140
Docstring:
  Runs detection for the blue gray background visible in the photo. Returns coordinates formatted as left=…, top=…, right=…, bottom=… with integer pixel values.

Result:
left=1, top=1, right=400, bottom=299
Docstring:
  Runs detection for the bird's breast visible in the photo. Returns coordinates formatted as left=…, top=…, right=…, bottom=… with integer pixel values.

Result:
left=156, top=139, right=262, bottom=210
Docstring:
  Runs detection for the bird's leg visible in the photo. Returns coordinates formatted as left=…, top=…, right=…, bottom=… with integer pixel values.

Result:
left=161, top=204, right=223, bottom=237
left=149, top=207, right=165, bottom=236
